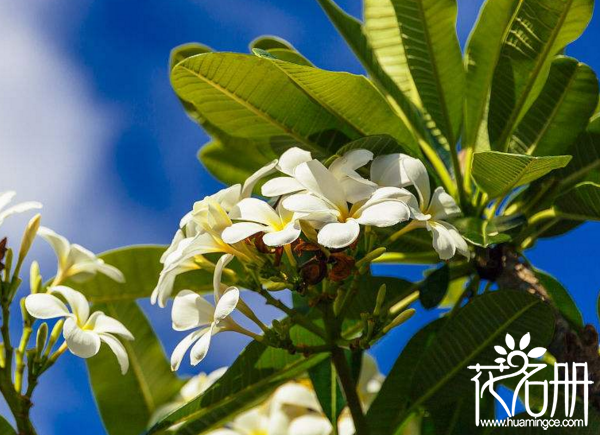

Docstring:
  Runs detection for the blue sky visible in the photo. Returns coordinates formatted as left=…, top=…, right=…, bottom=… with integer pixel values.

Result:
left=0, top=0, right=599, bottom=433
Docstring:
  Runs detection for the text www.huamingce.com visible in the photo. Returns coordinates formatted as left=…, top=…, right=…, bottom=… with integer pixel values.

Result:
left=478, top=418, right=585, bottom=430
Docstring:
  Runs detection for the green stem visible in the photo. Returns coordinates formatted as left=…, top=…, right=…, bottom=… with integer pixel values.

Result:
left=331, top=346, right=369, bottom=435
left=449, top=142, right=467, bottom=208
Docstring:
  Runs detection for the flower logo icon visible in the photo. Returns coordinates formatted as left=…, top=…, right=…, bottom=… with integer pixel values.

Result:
left=493, top=333, right=547, bottom=366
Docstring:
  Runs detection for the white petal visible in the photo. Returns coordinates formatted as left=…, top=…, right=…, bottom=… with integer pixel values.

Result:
left=355, top=200, right=410, bottom=227
left=37, top=226, right=70, bottom=264
left=262, top=222, right=301, bottom=246
left=338, top=414, right=356, bottom=435
left=277, top=147, right=312, bottom=175
left=214, top=287, right=239, bottom=322
left=271, top=382, right=321, bottom=410
left=171, top=290, right=215, bottom=331
left=171, top=328, right=207, bottom=371
left=0, top=201, right=43, bottom=224
left=49, top=286, right=90, bottom=324
left=288, top=415, right=332, bottom=435
left=95, top=262, right=126, bottom=283
left=190, top=326, right=214, bottom=365
left=317, top=220, right=361, bottom=249
left=0, top=191, right=16, bottom=211
left=241, top=160, right=277, bottom=198
left=282, top=194, right=336, bottom=215
left=222, top=222, right=267, bottom=244
left=229, top=198, right=280, bottom=226
left=232, top=408, right=269, bottom=432
left=63, top=317, right=101, bottom=358
left=25, top=294, right=70, bottom=319
left=261, top=176, right=305, bottom=197
left=87, top=312, right=134, bottom=340
left=294, top=160, right=348, bottom=211
left=370, top=153, right=412, bottom=187
left=426, top=221, right=456, bottom=260
left=428, top=187, right=461, bottom=220
left=402, top=157, right=431, bottom=209
left=211, top=185, right=243, bottom=211
left=151, top=271, right=176, bottom=308
left=440, top=221, right=469, bottom=258
left=213, top=254, right=234, bottom=298
left=99, top=333, right=129, bottom=374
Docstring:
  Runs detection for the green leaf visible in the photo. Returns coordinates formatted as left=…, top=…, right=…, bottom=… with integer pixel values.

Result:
left=392, top=291, right=555, bottom=430
left=487, top=0, right=594, bottom=151
left=169, top=43, right=212, bottom=72
left=61, top=246, right=220, bottom=303
left=589, top=112, right=600, bottom=134
left=555, top=132, right=600, bottom=188
left=472, top=151, right=571, bottom=198
left=260, top=57, right=421, bottom=158
left=554, top=182, right=600, bottom=221
left=463, top=0, right=520, bottom=150
left=419, top=264, right=450, bottom=309
left=422, top=394, right=494, bottom=435
left=363, top=0, right=420, bottom=105
left=315, top=0, right=438, bottom=155
left=0, top=416, right=16, bottom=435
left=149, top=339, right=328, bottom=434
left=366, top=320, right=445, bottom=435
left=535, top=270, right=583, bottom=329
left=386, top=0, right=464, bottom=145
left=451, top=217, right=512, bottom=247
left=172, top=52, right=358, bottom=157
left=336, top=135, right=409, bottom=157
left=87, top=302, right=183, bottom=435
left=510, top=56, right=599, bottom=156
left=308, top=357, right=345, bottom=425
left=250, top=36, right=313, bottom=66
left=199, top=137, right=275, bottom=187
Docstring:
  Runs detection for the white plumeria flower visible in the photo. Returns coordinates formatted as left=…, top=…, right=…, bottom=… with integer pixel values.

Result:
left=38, top=227, right=125, bottom=285
left=0, top=191, right=42, bottom=227
left=207, top=407, right=271, bottom=435
left=288, top=414, right=333, bottom=435
left=401, top=157, right=469, bottom=260
left=152, top=160, right=276, bottom=307
left=370, top=153, right=413, bottom=189
left=222, top=198, right=301, bottom=247
left=261, top=147, right=313, bottom=197
left=283, top=160, right=412, bottom=249
left=328, top=149, right=378, bottom=203
left=269, top=382, right=322, bottom=434
left=25, top=286, right=133, bottom=374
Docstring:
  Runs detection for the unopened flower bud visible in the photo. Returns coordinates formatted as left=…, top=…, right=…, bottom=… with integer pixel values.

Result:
left=17, top=214, right=41, bottom=274
left=355, top=247, right=386, bottom=269
left=373, top=284, right=387, bottom=317
left=30, top=261, right=42, bottom=294
left=383, top=309, right=416, bottom=334
left=36, top=323, right=49, bottom=357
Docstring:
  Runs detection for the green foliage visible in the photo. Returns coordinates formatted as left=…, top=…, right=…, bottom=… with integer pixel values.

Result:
left=308, top=357, right=346, bottom=425
left=419, top=264, right=450, bottom=309
left=0, top=416, right=16, bottom=435
left=554, top=182, right=600, bottom=220
left=148, top=338, right=328, bottom=434
left=536, top=270, right=583, bottom=329
left=472, top=151, right=571, bottom=198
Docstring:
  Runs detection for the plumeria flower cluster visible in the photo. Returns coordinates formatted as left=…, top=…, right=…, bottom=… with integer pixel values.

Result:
left=154, top=147, right=469, bottom=369
left=24, top=228, right=133, bottom=374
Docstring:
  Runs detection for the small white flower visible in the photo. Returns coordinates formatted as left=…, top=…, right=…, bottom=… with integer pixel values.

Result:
left=38, top=227, right=124, bottom=284
left=269, top=382, right=322, bottom=433
left=0, top=191, right=42, bottom=227
left=283, top=160, right=412, bottom=249
left=261, top=147, right=313, bottom=197
left=401, top=157, right=469, bottom=260
left=25, top=286, right=133, bottom=374
left=222, top=198, right=301, bottom=247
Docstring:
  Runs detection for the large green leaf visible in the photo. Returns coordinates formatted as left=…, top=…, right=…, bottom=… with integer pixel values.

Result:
left=451, top=217, right=512, bottom=247
left=315, top=0, right=439, bottom=155
left=366, top=320, right=445, bottom=435
left=148, top=339, right=328, bottom=434
left=87, top=302, right=183, bottom=435
left=308, top=357, right=345, bottom=425
left=510, top=56, right=599, bottom=156
left=171, top=52, right=358, bottom=157
left=487, top=0, right=594, bottom=151
left=363, top=0, right=420, bottom=105
left=387, top=0, right=464, bottom=146
left=261, top=57, right=421, bottom=157
left=249, top=36, right=313, bottom=66
left=555, top=132, right=600, bottom=187
left=62, top=245, right=221, bottom=303
left=472, top=151, right=571, bottom=198
left=392, top=291, right=555, bottom=430
left=336, top=134, right=409, bottom=157
left=536, top=270, right=583, bottom=329
left=0, top=416, right=15, bottom=435
left=554, top=182, right=600, bottom=221
left=419, top=264, right=450, bottom=309
left=463, top=0, right=520, bottom=150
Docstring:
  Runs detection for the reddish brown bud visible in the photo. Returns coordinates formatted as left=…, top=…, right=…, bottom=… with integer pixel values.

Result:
left=328, top=252, right=355, bottom=282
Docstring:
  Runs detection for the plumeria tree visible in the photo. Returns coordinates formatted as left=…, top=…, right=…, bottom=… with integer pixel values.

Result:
left=2, top=0, right=600, bottom=434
